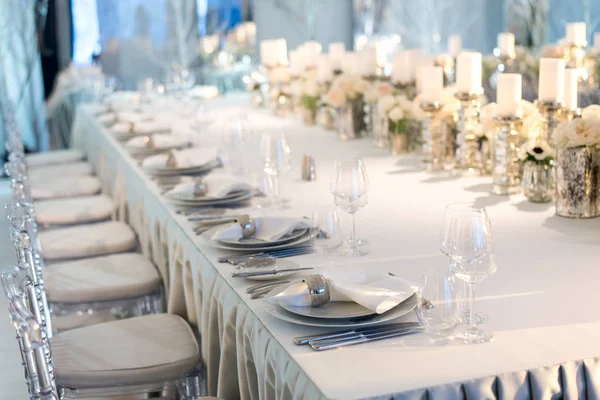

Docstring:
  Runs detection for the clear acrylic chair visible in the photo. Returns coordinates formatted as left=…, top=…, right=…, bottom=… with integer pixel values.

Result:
left=2, top=262, right=207, bottom=399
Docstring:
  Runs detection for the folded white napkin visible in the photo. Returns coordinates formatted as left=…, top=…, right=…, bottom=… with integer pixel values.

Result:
left=272, top=270, right=417, bottom=314
left=87, top=104, right=109, bottom=116
left=213, top=216, right=310, bottom=242
left=111, top=120, right=171, bottom=138
left=116, top=111, right=151, bottom=124
left=125, top=134, right=188, bottom=149
left=142, top=147, right=219, bottom=170
left=96, top=113, right=117, bottom=127
left=165, top=172, right=253, bottom=198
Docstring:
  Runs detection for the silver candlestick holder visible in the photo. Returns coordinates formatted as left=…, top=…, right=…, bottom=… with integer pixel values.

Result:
left=538, top=101, right=564, bottom=142
left=393, top=82, right=417, bottom=100
left=561, top=108, right=582, bottom=122
left=492, top=115, right=523, bottom=195
left=420, top=101, right=446, bottom=171
left=455, top=90, right=482, bottom=174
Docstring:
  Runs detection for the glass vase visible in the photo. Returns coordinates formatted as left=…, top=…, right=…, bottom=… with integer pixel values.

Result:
left=522, top=162, right=555, bottom=203
left=337, top=99, right=366, bottom=140
left=556, top=146, right=600, bottom=218
left=492, top=116, right=523, bottom=195
left=390, top=134, right=409, bottom=156
left=303, top=108, right=317, bottom=126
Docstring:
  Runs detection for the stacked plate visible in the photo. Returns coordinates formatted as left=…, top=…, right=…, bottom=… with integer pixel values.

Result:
left=142, top=148, right=220, bottom=177
left=167, top=188, right=254, bottom=207
left=263, top=289, right=418, bottom=328
left=202, top=224, right=314, bottom=252
left=124, top=134, right=190, bottom=156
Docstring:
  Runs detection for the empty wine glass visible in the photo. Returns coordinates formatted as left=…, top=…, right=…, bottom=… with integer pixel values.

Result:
left=415, top=268, right=461, bottom=339
left=311, top=206, right=343, bottom=252
left=260, top=133, right=292, bottom=209
left=439, top=203, right=496, bottom=344
left=224, top=116, right=252, bottom=173
left=331, top=158, right=369, bottom=257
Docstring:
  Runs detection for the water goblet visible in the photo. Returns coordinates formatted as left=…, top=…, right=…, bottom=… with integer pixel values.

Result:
left=415, top=268, right=461, bottom=340
left=260, top=133, right=292, bottom=209
left=311, top=206, right=343, bottom=253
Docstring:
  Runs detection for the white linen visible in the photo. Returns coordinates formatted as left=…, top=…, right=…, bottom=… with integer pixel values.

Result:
left=73, top=99, right=600, bottom=400
left=125, top=133, right=188, bottom=150
left=142, top=147, right=219, bottom=170
left=213, top=216, right=310, bottom=242
left=110, top=120, right=170, bottom=139
left=272, top=269, right=417, bottom=314
left=165, top=172, right=253, bottom=199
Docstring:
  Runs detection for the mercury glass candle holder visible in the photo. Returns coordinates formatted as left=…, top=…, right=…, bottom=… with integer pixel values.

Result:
left=455, top=90, right=482, bottom=174
left=537, top=101, right=564, bottom=142
left=393, top=82, right=417, bottom=100
left=419, top=101, right=446, bottom=171
left=560, top=108, right=582, bottom=122
left=492, top=116, right=523, bottom=195
left=565, top=45, right=588, bottom=79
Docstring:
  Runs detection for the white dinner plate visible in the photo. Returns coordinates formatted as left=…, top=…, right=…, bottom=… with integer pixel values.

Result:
left=263, top=291, right=418, bottom=328
left=218, top=228, right=309, bottom=247
left=167, top=189, right=249, bottom=202
left=168, top=191, right=254, bottom=207
left=280, top=301, right=376, bottom=320
left=201, top=225, right=314, bottom=251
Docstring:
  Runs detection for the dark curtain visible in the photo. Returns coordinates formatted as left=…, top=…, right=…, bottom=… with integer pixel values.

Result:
left=41, top=0, right=72, bottom=98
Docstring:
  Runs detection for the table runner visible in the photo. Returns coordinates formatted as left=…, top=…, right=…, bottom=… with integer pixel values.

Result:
left=71, top=98, right=600, bottom=400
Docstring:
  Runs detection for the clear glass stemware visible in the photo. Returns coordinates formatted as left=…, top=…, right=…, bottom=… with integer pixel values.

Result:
left=415, top=267, right=461, bottom=339
left=260, top=133, right=292, bottom=209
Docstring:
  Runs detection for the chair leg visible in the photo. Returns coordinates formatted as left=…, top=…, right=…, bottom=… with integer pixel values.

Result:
left=176, top=367, right=206, bottom=399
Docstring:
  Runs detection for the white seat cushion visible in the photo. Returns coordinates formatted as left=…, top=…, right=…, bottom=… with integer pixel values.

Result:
left=35, top=195, right=115, bottom=226
left=52, top=311, right=117, bottom=332
left=44, top=253, right=161, bottom=303
left=40, top=221, right=137, bottom=261
left=51, top=314, right=201, bottom=388
left=29, top=162, right=94, bottom=182
left=31, top=176, right=102, bottom=200
left=26, top=149, right=85, bottom=168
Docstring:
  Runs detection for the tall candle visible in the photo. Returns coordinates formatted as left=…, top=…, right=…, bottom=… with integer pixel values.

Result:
left=360, top=45, right=379, bottom=76
left=566, top=22, right=587, bottom=47
left=448, top=35, right=462, bottom=58
left=497, top=73, right=522, bottom=117
left=316, top=54, right=333, bottom=82
left=302, top=41, right=321, bottom=68
left=328, top=42, right=345, bottom=70
left=260, top=40, right=273, bottom=66
left=498, top=33, right=515, bottom=57
left=564, top=69, right=579, bottom=111
left=391, top=51, right=412, bottom=84
left=538, top=58, right=565, bottom=103
left=421, top=66, right=443, bottom=104
left=456, top=51, right=482, bottom=94
left=594, top=32, right=600, bottom=53
left=409, top=49, right=425, bottom=77
left=288, top=50, right=303, bottom=76
left=341, top=52, right=360, bottom=75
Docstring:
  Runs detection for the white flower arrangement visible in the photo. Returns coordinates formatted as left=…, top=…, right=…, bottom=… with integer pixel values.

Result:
left=269, top=66, right=291, bottom=85
left=378, top=94, right=417, bottom=134
left=411, top=87, right=460, bottom=122
left=363, top=82, right=394, bottom=104
left=323, top=73, right=371, bottom=108
left=518, top=139, right=555, bottom=165
left=480, top=100, right=539, bottom=139
left=552, top=117, right=600, bottom=148
left=301, top=78, right=321, bottom=111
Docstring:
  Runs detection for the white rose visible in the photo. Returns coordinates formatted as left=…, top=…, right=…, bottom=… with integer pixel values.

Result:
left=363, top=88, right=379, bottom=104
left=303, top=80, right=320, bottom=97
left=582, top=105, right=600, bottom=121
left=353, top=79, right=371, bottom=94
left=325, top=88, right=347, bottom=108
left=388, top=106, right=405, bottom=121
left=520, top=100, right=537, bottom=119
left=378, top=95, right=396, bottom=115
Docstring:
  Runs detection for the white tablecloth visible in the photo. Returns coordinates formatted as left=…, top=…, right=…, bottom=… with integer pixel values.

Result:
left=71, top=97, right=600, bottom=400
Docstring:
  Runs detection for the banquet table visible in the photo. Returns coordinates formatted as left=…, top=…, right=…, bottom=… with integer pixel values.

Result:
left=71, top=95, right=600, bottom=400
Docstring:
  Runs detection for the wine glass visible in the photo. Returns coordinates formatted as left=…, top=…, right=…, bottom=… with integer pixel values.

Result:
left=331, top=158, right=369, bottom=257
left=415, top=267, right=461, bottom=340
left=260, top=133, right=292, bottom=209
left=439, top=203, right=496, bottom=344
left=311, top=206, right=343, bottom=252
left=224, top=116, right=252, bottom=173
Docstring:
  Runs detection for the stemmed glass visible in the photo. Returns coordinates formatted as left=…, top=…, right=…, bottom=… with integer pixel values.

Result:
left=330, top=159, right=369, bottom=257
left=440, top=203, right=496, bottom=344
left=260, top=133, right=292, bottom=209
left=224, top=116, right=252, bottom=173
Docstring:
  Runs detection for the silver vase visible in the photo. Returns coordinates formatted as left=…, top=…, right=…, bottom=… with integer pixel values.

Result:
left=556, top=147, right=600, bottom=218
left=492, top=116, right=523, bottom=195
left=522, top=162, right=555, bottom=203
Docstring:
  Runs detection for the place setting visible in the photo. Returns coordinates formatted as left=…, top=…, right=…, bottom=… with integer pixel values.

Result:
left=109, top=116, right=171, bottom=141
left=141, top=147, right=222, bottom=177
left=124, top=133, right=191, bottom=157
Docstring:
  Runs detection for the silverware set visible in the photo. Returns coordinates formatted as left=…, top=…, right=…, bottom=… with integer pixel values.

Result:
left=231, top=267, right=313, bottom=278
left=218, top=246, right=316, bottom=265
left=245, top=280, right=291, bottom=299
left=292, top=322, right=424, bottom=351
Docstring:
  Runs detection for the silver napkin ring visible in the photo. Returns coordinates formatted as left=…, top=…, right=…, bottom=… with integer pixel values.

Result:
left=303, top=274, right=330, bottom=307
left=235, top=215, right=256, bottom=238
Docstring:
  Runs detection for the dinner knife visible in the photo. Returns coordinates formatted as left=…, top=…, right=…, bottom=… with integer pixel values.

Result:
left=231, top=267, right=313, bottom=278
left=293, top=322, right=420, bottom=345
left=310, top=326, right=424, bottom=351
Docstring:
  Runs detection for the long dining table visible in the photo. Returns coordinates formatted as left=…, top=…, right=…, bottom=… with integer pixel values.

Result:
left=71, top=94, right=600, bottom=400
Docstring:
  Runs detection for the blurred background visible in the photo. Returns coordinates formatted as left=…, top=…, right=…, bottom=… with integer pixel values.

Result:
left=2, top=0, right=600, bottom=157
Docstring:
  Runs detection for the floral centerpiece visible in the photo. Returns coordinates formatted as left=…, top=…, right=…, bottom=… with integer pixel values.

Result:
left=324, top=73, right=371, bottom=140
left=363, top=82, right=394, bottom=143
left=300, top=77, right=321, bottom=125
left=519, top=139, right=555, bottom=203
left=378, top=94, right=418, bottom=154
left=551, top=106, right=600, bottom=218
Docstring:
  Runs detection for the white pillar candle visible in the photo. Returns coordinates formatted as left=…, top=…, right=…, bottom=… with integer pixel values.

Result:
left=409, top=48, right=425, bottom=78
left=498, top=33, right=515, bottom=57
left=448, top=35, right=462, bottom=58
left=421, top=66, right=443, bottom=104
left=594, top=32, right=600, bottom=53
left=341, top=52, right=360, bottom=75
left=303, top=41, right=322, bottom=68
left=497, top=73, right=522, bottom=117
left=316, top=54, right=333, bottom=82
left=328, top=42, right=345, bottom=70
left=260, top=40, right=274, bottom=66
left=566, top=22, right=587, bottom=47
left=360, top=45, right=378, bottom=76
left=391, top=51, right=412, bottom=84
left=263, top=38, right=287, bottom=66
left=564, top=68, right=579, bottom=111
left=288, top=50, right=304, bottom=76
left=538, top=58, right=565, bottom=103
left=456, top=51, right=482, bottom=94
